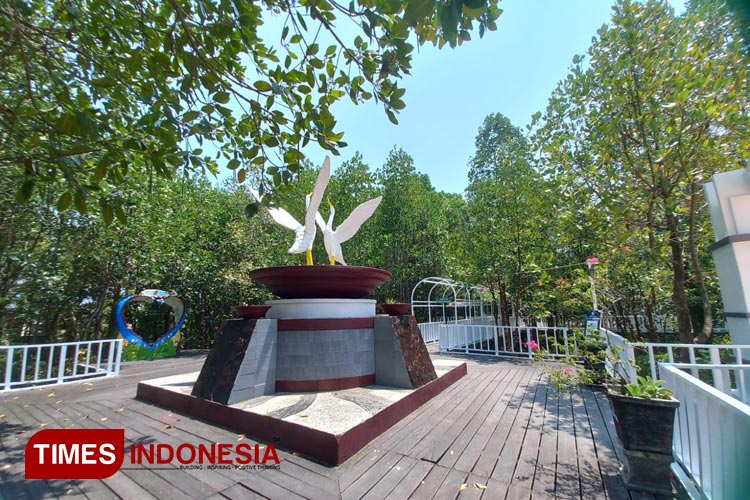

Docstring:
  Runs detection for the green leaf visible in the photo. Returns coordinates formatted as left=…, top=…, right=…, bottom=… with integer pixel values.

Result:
left=57, top=191, right=72, bottom=212
left=74, top=191, right=87, bottom=213
left=213, top=91, right=231, bottom=104
left=254, top=80, right=272, bottom=92
left=227, top=158, right=241, bottom=170
left=404, top=0, right=434, bottom=25
left=16, top=180, right=34, bottom=203
left=183, top=110, right=200, bottom=122
left=386, top=109, right=399, bottom=125
left=90, top=77, right=117, bottom=88
left=94, top=163, right=107, bottom=180
left=245, top=202, right=260, bottom=219
left=114, top=205, right=127, bottom=223
left=102, top=203, right=114, bottom=225
left=237, top=168, right=246, bottom=183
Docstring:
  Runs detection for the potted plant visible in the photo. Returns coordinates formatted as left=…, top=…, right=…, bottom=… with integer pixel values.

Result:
left=378, top=299, right=411, bottom=316
left=529, top=339, right=679, bottom=495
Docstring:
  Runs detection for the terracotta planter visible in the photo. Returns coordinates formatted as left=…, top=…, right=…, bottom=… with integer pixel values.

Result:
left=608, top=391, right=680, bottom=454
left=249, top=265, right=391, bottom=299
left=233, top=305, right=272, bottom=319
left=379, top=303, right=411, bottom=316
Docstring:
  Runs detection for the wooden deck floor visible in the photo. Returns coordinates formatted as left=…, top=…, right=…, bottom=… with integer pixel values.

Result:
left=0, top=350, right=657, bottom=500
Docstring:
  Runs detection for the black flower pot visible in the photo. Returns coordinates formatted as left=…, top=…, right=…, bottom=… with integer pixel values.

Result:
left=608, top=391, right=679, bottom=454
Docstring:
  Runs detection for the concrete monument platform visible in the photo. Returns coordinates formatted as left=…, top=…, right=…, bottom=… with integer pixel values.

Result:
left=136, top=359, right=466, bottom=465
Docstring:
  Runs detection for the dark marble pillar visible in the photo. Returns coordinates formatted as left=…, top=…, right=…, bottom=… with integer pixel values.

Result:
left=191, top=318, right=256, bottom=404
left=390, top=316, right=437, bottom=387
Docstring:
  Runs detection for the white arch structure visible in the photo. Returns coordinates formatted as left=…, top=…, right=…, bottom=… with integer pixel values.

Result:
left=410, top=277, right=494, bottom=325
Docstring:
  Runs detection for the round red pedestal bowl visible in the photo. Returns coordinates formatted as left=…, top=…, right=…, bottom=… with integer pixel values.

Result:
left=234, top=305, right=272, bottom=319
left=249, top=266, right=392, bottom=299
left=378, top=303, right=411, bottom=316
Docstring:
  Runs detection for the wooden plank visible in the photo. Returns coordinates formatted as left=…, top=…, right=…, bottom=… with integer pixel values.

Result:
left=581, top=388, right=630, bottom=500
left=361, top=455, right=419, bottom=500
left=408, top=463, right=453, bottom=500
left=555, top=391, right=581, bottom=499
left=452, top=368, right=531, bottom=474
left=438, top=368, right=523, bottom=470
left=482, top=478, right=510, bottom=499
left=0, top=403, right=89, bottom=499
left=338, top=448, right=390, bottom=492
left=0, top=409, right=36, bottom=500
left=508, top=379, right=548, bottom=492
left=382, top=458, right=432, bottom=499
left=411, top=370, right=504, bottom=461
left=504, top=481, right=532, bottom=500
left=457, top=473, right=490, bottom=500
left=532, top=383, right=558, bottom=499
left=218, top=484, right=266, bottom=499
left=384, top=370, right=491, bottom=456
left=569, top=391, right=605, bottom=499
left=114, top=395, right=340, bottom=489
left=74, top=399, right=227, bottom=499
left=79, top=399, right=322, bottom=500
left=431, top=467, right=469, bottom=500
left=473, top=368, right=542, bottom=478
left=488, top=373, right=545, bottom=484
left=341, top=450, right=402, bottom=500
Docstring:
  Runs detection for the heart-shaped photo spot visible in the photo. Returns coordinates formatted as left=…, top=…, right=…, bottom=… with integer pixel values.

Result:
left=115, top=290, right=187, bottom=350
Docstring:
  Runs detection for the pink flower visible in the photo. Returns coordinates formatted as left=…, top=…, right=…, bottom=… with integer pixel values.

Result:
left=526, top=340, right=540, bottom=351
left=563, top=367, right=572, bottom=374
left=586, top=257, right=599, bottom=265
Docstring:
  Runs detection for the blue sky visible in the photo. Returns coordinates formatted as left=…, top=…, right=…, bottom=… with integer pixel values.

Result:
left=223, top=0, right=687, bottom=194
left=306, top=0, right=689, bottom=194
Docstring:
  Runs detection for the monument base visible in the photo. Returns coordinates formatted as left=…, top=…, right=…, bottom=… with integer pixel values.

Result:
left=136, top=360, right=466, bottom=465
left=265, top=298, right=376, bottom=319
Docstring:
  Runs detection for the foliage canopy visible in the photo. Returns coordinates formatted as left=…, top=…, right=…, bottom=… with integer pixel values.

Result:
left=1, top=0, right=500, bottom=221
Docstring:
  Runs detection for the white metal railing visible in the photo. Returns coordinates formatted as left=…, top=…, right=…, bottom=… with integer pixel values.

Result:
left=418, top=316, right=495, bottom=344
left=1, top=339, right=123, bottom=391
left=418, top=321, right=444, bottom=344
left=661, top=363, right=750, bottom=500
left=439, top=324, right=574, bottom=359
left=632, top=342, right=750, bottom=389
left=602, top=329, right=638, bottom=384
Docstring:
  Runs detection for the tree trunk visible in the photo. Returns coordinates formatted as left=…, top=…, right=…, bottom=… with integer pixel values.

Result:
left=665, top=208, right=694, bottom=347
left=688, top=181, right=713, bottom=344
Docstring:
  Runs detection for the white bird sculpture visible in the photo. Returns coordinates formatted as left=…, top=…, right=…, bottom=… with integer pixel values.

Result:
left=250, top=157, right=330, bottom=265
left=318, top=195, right=382, bottom=265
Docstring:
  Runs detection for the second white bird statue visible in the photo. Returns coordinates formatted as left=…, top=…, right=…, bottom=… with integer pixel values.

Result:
left=318, top=196, right=383, bottom=265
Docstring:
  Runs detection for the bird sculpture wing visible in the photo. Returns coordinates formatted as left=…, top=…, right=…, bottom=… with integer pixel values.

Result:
left=287, top=157, right=331, bottom=253
left=249, top=187, right=303, bottom=232
left=315, top=211, right=326, bottom=232
left=305, top=157, right=330, bottom=230
left=333, top=196, right=382, bottom=244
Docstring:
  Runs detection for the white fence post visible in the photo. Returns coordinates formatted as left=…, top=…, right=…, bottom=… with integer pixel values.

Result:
left=3, top=347, right=13, bottom=391
left=57, top=344, right=67, bottom=384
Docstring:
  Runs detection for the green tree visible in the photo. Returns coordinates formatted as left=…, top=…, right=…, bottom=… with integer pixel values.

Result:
left=533, top=0, right=749, bottom=343
left=1, top=0, right=500, bottom=219
left=371, top=147, right=448, bottom=302
left=465, top=113, right=554, bottom=325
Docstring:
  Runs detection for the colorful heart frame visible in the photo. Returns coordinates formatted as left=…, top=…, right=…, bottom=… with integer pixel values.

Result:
left=114, top=290, right=187, bottom=350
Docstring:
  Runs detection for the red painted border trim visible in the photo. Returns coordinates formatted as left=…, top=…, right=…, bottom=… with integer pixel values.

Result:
left=136, top=363, right=467, bottom=465
left=277, top=317, right=374, bottom=331
left=276, top=374, right=375, bottom=392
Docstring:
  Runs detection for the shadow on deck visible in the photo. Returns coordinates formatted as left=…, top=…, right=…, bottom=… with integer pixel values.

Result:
left=0, top=350, right=658, bottom=499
